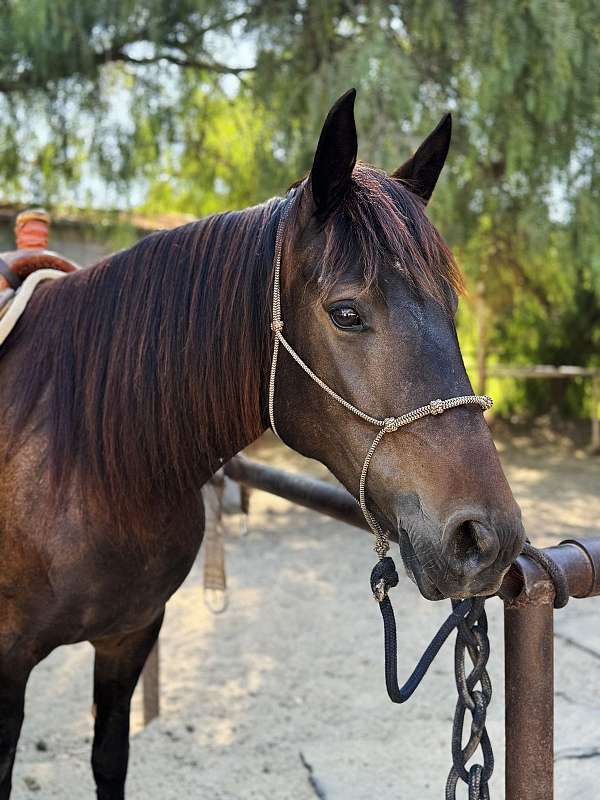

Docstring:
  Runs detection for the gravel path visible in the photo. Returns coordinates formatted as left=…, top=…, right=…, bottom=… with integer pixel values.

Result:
left=11, top=433, right=600, bottom=799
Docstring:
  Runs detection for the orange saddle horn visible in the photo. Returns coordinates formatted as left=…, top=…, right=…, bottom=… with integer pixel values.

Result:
left=0, top=208, right=80, bottom=291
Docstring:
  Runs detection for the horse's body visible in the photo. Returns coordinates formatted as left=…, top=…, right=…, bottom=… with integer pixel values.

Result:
left=0, top=202, right=279, bottom=797
left=0, top=253, right=210, bottom=800
left=0, top=90, right=524, bottom=798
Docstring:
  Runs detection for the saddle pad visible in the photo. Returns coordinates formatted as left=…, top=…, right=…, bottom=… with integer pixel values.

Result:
left=0, top=268, right=66, bottom=347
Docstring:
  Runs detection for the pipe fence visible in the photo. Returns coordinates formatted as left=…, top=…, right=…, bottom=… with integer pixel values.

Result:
left=141, top=455, right=600, bottom=800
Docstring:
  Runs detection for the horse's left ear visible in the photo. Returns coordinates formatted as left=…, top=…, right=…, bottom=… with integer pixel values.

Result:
left=392, top=113, right=452, bottom=204
left=309, top=88, right=358, bottom=218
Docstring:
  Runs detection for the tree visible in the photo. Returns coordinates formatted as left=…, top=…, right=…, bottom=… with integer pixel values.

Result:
left=1, top=1, right=599, bottom=414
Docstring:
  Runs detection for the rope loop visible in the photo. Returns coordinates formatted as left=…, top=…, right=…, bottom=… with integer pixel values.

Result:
left=468, top=765, right=490, bottom=800
left=522, top=541, right=569, bottom=608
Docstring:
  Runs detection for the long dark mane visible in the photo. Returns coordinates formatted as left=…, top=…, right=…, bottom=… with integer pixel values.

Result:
left=2, top=165, right=461, bottom=533
left=3, top=198, right=285, bottom=532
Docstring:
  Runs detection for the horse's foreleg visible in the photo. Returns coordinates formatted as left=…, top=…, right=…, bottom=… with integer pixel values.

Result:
left=0, top=662, right=31, bottom=799
left=90, top=612, right=164, bottom=800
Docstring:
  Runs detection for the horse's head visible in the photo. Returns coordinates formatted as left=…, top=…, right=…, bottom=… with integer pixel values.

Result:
left=273, top=89, right=524, bottom=600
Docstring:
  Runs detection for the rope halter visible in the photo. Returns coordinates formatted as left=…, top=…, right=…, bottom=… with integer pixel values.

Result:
left=268, top=200, right=493, bottom=559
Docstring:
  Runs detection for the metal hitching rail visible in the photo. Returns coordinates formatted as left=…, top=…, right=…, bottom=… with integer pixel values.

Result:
left=139, top=455, right=600, bottom=798
left=222, top=455, right=600, bottom=800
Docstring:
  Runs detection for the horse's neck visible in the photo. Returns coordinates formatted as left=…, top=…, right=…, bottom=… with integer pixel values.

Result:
left=1, top=204, right=279, bottom=523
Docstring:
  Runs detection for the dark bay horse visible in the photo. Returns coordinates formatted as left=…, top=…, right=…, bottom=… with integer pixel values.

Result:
left=0, top=90, right=524, bottom=798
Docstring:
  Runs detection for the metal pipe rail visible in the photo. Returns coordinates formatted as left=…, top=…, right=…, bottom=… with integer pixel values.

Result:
left=224, top=455, right=600, bottom=800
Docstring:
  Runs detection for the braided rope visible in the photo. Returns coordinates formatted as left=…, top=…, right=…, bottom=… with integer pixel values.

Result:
left=268, top=200, right=493, bottom=558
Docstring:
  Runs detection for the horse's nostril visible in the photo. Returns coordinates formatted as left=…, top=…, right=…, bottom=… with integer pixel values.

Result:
left=454, top=521, right=481, bottom=562
left=448, top=519, right=499, bottom=575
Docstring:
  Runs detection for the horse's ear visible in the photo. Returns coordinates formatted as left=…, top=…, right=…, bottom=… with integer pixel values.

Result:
left=309, top=88, right=358, bottom=217
left=392, top=113, right=452, bottom=204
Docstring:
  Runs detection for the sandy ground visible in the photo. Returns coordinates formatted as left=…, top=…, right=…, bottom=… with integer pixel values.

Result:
left=11, top=432, right=600, bottom=799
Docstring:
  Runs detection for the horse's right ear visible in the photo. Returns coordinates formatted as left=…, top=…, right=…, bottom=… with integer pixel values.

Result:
left=308, top=89, right=357, bottom=218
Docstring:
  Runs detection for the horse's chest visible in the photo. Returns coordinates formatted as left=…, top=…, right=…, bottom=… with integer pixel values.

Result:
left=0, top=510, right=204, bottom=649
left=0, top=441, right=206, bottom=647
left=68, top=526, right=203, bottom=642
left=75, top=497, right=210, bottom=641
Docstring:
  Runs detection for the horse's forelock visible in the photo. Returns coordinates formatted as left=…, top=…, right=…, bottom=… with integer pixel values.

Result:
left=308, top=163, right=463, bottom=306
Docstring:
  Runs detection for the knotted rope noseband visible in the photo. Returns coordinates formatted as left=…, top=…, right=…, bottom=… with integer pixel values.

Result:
left=268, top=200, right=493, bottom=563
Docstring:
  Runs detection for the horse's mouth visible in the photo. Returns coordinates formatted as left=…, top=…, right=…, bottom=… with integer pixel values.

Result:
left=397, top=530, right=508, bottom=600
left=397, top=529, right=445, bottom=601
left=370, top=507, right=445, bottom=600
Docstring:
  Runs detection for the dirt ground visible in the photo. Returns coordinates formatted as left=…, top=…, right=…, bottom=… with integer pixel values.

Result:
left=11, top=430, right=600, bottom=799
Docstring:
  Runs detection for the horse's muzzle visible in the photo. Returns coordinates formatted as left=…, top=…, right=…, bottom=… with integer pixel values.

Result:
left=398, top=510, right=525, bottom=600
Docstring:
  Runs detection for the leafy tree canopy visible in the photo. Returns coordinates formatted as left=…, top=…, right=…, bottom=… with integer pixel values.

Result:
left=1, top=1, right=599, bottom=415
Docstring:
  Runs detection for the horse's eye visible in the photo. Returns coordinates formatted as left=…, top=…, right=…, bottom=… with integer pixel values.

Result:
left=329, top=305, right=365, bottom=331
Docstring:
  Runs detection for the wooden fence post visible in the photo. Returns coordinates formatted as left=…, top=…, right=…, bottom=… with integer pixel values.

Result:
left=591, top=372, right=600, bottom=451
left=142, top=640, right=160, bottom=725
left=476, top=280, right=488, bottom=396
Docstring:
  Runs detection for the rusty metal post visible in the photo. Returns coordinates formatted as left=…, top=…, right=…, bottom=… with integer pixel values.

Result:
left=142, top=641, right=160, bottom=725
left=500, top=537, right=600, bottom=800
left=504, top=594, right=555, bottom=800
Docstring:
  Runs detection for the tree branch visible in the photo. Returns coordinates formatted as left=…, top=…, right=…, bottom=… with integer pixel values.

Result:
left=0, top=12, right=254, bottom=96
left=0, top=79, right=20, bottom=93
left=111, top=49, right=254, bottom=76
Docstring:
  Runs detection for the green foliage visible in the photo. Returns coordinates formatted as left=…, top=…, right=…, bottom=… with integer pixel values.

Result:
left=1, top=0, right=599, bottom=418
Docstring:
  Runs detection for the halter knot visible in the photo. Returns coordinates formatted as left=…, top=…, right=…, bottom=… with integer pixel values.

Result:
left=383, top=417, right=400, bottom=433
left=370, top=556, right=399, bottom=601
left=271, top=320, right=284, bottom=333
left=429, top=399, right=445, bottom=415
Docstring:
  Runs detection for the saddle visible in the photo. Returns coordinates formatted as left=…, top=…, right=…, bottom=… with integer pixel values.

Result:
left=0, top=209, right=80, bottom=343
left=0, top=209, right=79, bottom=295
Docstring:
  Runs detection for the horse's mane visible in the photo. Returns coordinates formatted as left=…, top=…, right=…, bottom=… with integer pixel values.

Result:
left=2, top=165, right=461, bottom=534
